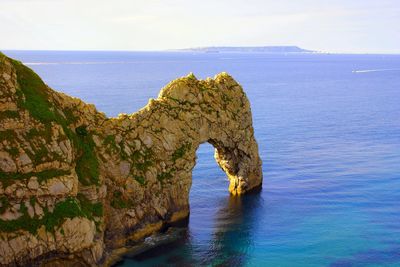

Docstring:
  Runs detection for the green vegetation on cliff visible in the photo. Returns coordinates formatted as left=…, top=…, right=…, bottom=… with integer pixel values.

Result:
left=9, top=59, right=100, bottom=186
left=75, top=126, right=100, bottom=185
left=103, top=134, right=119, bottom=154
left=13, top=60, right=58, bottom=123
left=156, top=169, right=174, bottom=182
left=0, top=110, right=19, bottom=120
left=0, top=196, right=103, bottom=234
left=0, top=196, right=9, bottom=214
left=130, top=147, right=154, bottom=185
left=110, top=190, right=133, bottom=209
left=172, top=142, right=192, bottom=162
left=0, top=197, right=103, bottom=234
left=77, top=193, right=103, bottom=218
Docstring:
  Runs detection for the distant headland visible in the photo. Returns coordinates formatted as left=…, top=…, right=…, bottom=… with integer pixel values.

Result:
left=171, top=46, right=315, bottom=53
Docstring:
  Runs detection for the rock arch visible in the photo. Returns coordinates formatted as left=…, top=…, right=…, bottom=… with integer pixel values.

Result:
left=153, top=72, right=263, bottom=196
left=0, top=53, right=262, bottom=266
left=100, top=73, right=263, bottom=249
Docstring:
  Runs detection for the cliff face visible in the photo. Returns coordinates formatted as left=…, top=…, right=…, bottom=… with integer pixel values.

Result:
left=0, top=53, right=262, bottom=266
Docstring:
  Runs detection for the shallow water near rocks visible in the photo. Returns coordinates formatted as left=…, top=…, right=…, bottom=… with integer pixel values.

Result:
left=5, top=51, right=400, bottom=266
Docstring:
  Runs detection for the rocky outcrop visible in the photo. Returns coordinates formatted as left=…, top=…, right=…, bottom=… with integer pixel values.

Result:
left=0, top=52, right=262, bottom=266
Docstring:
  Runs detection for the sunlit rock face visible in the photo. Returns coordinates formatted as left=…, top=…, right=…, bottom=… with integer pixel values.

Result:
left=0, top=53, right=262, bottom=266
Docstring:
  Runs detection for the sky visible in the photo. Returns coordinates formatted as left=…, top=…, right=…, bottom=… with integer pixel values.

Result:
left=0, top=0, right=399, bottom=53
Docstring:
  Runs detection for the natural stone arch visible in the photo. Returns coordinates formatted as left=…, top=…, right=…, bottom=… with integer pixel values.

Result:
left=154, top=72, right=263, bottom=195
left=0, top=52, right=262, bottom=266
left=100, top=73, right=263, bottom=244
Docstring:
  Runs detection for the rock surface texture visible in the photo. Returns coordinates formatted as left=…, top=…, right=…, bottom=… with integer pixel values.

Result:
left=0, top=52, right=262, bottom=266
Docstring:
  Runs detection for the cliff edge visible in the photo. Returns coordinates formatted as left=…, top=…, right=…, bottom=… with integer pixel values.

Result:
left=0, top=52, right=262, bottom=266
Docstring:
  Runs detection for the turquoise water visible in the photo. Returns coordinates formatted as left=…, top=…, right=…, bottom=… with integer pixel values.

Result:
left=4, top=51, right=400, bottom=266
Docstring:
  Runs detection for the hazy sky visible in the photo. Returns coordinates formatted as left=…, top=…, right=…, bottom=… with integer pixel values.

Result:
left=1, top=0, right=399, bottom=53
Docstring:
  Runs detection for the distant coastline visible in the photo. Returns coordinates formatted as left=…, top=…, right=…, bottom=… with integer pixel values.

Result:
left=170, top=46, right=315, bottom=53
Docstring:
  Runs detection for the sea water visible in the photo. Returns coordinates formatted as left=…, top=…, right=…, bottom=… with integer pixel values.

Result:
left=4, top=51, right=400, bottom=266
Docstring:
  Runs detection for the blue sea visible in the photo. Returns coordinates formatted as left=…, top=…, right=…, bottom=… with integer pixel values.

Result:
left=4, top=51, right=400, bottom=266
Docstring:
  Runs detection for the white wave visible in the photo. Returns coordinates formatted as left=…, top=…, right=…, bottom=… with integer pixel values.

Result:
left=23, top=61, right=133, bottom=66
left=24, top=62, right=58, bottom=65
left=352, top=68, right=400, bottom=73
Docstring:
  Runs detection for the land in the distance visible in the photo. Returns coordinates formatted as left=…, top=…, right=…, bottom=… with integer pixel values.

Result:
left=171, top=46, right=315, bottom=53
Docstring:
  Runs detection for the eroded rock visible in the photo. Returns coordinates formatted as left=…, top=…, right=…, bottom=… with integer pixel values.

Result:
left=0, top=52, right=262, bottom=266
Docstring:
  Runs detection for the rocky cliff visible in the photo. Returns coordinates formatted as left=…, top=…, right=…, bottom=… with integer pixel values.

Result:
left=0, top=52, right=262, bottom=266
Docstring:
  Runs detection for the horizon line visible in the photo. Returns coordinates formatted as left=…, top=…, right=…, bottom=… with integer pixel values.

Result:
left=1, top=48, right=400, bottom=55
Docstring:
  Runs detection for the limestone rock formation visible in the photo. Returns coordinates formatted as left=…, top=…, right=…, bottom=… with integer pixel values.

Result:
left=0, top=52, right=262, bottom=266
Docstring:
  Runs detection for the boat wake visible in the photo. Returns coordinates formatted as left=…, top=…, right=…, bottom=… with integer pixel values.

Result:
left=352, top=68, right=400, bottom=73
